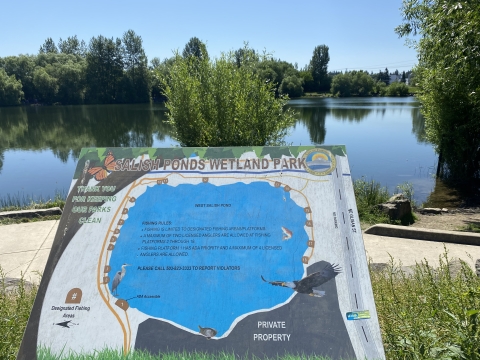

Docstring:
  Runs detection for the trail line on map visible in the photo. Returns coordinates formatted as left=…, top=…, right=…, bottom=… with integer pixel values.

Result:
left=97, top=180, right=138, bottom=355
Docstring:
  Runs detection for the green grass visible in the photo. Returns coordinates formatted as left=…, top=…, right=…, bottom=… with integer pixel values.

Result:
left=353, top=178, right=391, bottom=226
left=0, top=267, right=39, bottom=360
left=0, top=192, right=66, bottom=225
left=37, top=348, right=340, bottom=360
left=3, top=250, right=480, bottom=359
left=301, top=92, right=333, bottom=98
left=458, top=223, right=480, bottom=233
left=371, top=250, right=480, bottom=359
left=0, top=191, right=67, bottom=212
left=0, top=214, right=62, bottom=226
left=353, top=178, right=418, bottom=227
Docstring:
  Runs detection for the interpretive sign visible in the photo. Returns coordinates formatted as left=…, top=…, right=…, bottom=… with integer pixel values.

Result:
left=18, top=146, right=385, bottom=359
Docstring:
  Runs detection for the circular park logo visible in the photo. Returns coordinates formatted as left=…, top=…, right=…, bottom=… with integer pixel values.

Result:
left=303, top=148, right=336, bottom=176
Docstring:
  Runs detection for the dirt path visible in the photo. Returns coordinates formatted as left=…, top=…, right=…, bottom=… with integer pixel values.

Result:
left=410, top=207, right=480, bottom=232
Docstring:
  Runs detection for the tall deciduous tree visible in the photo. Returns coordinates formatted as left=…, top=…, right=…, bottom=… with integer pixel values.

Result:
left=39, top=38, right=58, bottom=54
left=85, top=35, right=124, bottom=103
left=234, top=46, right=258, bottom=67
left=309, top=45, right=330, bottom=92
left=150, top=57, right=174, bottom=101
left=396, top=0, right=480, bottom=182
left=58, top=36, right=87, bottom=57
left=121, top=29, right=150, bottom=103
left=182, top=37, right=209, bottom=61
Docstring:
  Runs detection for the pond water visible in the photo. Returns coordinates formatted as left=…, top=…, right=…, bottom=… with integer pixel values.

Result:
left=0, top=97, right=437, bottom=204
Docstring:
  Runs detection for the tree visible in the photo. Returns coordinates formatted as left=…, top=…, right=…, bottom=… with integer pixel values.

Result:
left=279, top=75, right=304, bottom=98
left=385, top=81, right=409, bottom=96
left=121, top=29, right=150, bottom=103
left=55, top=58, right=86, bottom=104
left=299, top=69, right=315, bottom=93
left=58, top=35, right=87, bottom=57
left=309, top=45, right=330, bottom=92
left=1, top=55, right=37, bottom=101
left=150, top=57, right=162, bottom=69
left=396, top=0, right=480, bottom=182
left=33, top=67, right=58, bottom=104
left=256, top=59, right=302, bottom=97
left=372, top=80, right=387, bottom=96
left=383, top=68, right=390, bottom=85
left=39, top=38, right=58, bottom=54
left=0, top=68, right=24, bottom=105
left=150, top=56, right=174, bottom=101
left=234, top=46, right=258, bottom=67
left=330, top=71, right=374, bottom=97
left=161, top=47, right=296, bottom=147
left=85, top=35, right=124, bottom=103
left=330, top=73, right=351, bottom=97
left=25, top=53, right=87, bottom=104
left=182, top=37, right=209, bottom=61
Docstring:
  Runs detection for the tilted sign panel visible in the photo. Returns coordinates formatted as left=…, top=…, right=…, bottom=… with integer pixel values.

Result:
left=18, top=146, right=385, bottom=360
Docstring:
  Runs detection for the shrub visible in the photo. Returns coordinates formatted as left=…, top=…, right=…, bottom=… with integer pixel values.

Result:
left=161, top=48, right=296, bottom=147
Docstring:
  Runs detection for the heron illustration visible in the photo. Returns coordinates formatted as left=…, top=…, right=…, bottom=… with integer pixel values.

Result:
left=261, top=263, right=341, bottom=297
left=112, top=263, right=130, bottom=296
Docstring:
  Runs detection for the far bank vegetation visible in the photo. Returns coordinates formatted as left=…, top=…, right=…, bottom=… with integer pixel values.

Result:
left=0, top=33, right=413, bottom=107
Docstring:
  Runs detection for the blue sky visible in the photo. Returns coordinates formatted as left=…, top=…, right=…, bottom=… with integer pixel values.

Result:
left=0, top=0, right=417, bottom=73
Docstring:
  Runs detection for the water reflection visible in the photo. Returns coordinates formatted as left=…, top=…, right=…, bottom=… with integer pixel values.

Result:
left=0, top=99, right=438, bottom=204
left=295, top=107, right=327, bottom=144
left=329, top=108, right=372, bottom=122
left=423, top=178, right=463, bottom=208
left=0, top=104, right=175, bottom=172
left=411, top=107, right=427, bottom=143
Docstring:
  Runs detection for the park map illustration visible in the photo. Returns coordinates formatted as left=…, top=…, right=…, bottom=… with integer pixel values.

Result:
left=18, top=146, right=385, bottom=360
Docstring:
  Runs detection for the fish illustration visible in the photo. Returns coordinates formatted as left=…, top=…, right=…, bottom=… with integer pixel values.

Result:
left=281, top=226, right=292, bottom=241
left=198, top=325, right=217, bottom=339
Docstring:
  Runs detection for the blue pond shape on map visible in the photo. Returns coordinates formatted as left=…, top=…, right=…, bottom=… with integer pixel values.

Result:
left=109, top=182, right=308, bottom=337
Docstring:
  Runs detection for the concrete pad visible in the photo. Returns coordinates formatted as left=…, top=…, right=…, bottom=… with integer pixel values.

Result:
left=0, top=220, right=58, bottom=282
left=0, top=207, right=62, bottom=219
left=363, top=233, right=480, bottom=271
left=0, top=250, right=36, bottom=279
left=0, top=220, right=58, bottom=254
left=25, top=248, right=51, bottom=280
left=365, top=224, right=480, bottom=246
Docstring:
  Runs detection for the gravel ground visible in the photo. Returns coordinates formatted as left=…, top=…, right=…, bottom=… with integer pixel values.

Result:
left=411, top=207, right=480, bottom=232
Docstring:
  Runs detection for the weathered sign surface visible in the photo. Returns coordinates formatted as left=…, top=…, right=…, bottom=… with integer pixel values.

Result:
left=18, top=146, right=385, bottom=359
